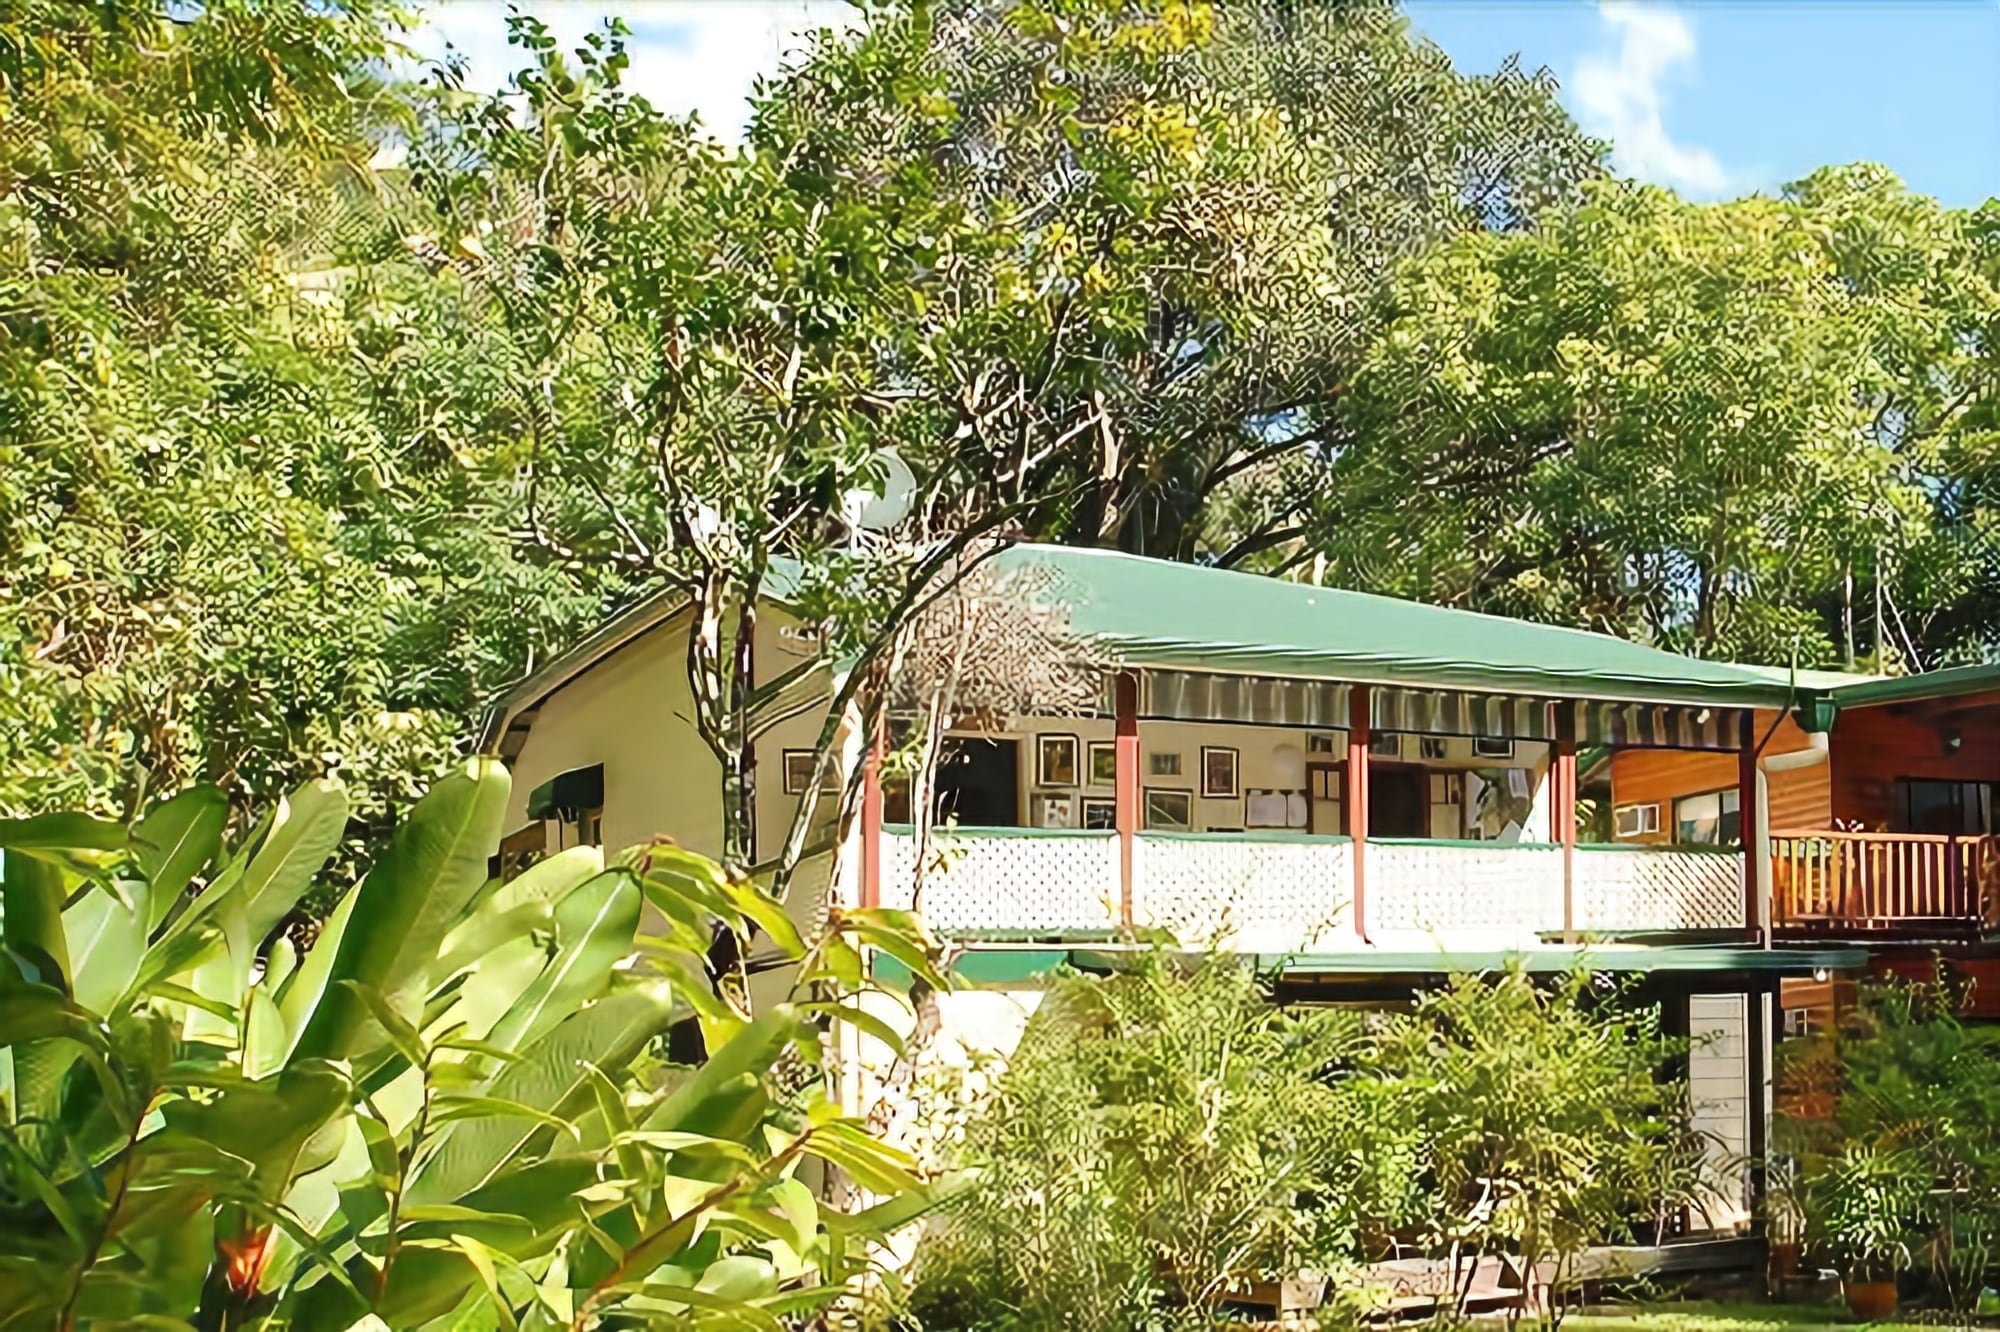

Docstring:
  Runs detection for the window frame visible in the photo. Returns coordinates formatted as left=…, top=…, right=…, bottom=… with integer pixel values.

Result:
left=1671, top=786, right=1740, bottom=846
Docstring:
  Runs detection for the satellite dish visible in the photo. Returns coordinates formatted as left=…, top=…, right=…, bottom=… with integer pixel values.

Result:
left=845, top=448, right=917, bottom=533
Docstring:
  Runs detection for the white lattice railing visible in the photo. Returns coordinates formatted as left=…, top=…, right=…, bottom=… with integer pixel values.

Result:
left=877, top=828, right=1744, bottom=944
left=1576, top=846, right=1745, bottom=932
left=1369, top=840, right=1566, bottom=943
left=1132, top=833, right=1352, bottom=952
left=878, top=827, right=1121, bottom=934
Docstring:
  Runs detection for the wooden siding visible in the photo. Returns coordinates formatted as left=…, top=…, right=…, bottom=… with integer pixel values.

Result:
left=1868, top=953, right=2000, bottom=1021
left=1608, top=710, right=1828, bottom=842
left=1827, top=705, right=2000, bottom=830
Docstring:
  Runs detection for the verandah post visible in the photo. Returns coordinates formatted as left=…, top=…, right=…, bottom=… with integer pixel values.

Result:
left=1115, top=670, right=1140, bottom=931
left=1738, top=710, right=1762, bottom=943
left=860, top=713, right=885, bottom=911
left=1347, top=685, right=1371, bottom=944
left=1554, top=705, right=1578, bottom=944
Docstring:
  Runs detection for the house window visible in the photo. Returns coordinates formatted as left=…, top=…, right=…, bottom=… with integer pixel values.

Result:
left=1898, top=780, right=1996, bottom=835
left=1673, top=788, right=1740, bottom=845
left=495, top=823, right=547, bottom=881
left=1614, top=803, right=1660, bottom=838
left=1472, top=736, right=1515, bottom=759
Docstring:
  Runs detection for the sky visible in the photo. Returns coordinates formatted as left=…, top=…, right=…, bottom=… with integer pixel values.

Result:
left=408, top=0, right=2000, bottom=208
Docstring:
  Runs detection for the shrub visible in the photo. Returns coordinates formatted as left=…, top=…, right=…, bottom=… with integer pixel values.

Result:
left=1377, top=970, right=1708, bottom=1327
left=904, top=953, right=1407, bottom=1329
left=1777, top=972, right=2000, bottom=1308
left=904, top=960, right=1704, bottom=1331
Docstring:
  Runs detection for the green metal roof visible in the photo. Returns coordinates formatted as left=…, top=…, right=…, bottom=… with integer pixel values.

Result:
left=1823, top=661, right=2000, bottom=710
left=489, top=542, right=1805, bottom=755
left=988, top=544, right=1796, bottom=709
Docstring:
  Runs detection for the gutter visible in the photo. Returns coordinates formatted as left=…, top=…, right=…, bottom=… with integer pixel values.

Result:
left=1824, top=660, right=2000, bottom=711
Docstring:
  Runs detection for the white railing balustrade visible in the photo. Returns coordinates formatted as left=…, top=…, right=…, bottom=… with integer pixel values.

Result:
left=877, top=827, right=1121, bottom=934
left=1576, top=846, right=1745, bottom=932
left=878, top=827, right=1747, bottom=944
left=1368, top=840, right=1565, bottom=945
left=1131, top=833, right=1352, bottom=953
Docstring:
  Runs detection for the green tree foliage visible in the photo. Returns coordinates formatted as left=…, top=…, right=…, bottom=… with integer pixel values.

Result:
left=907, top=958, right=1698, bottom=1329
left=759, top=0, right=1599, bottom=564
left=0, top=1, right=608, bottom=839
left=0, top=761, right=950, bottom=1328
left=396, top=0, right=1596, bottom=874
left=1317, top=170, right=2000, bottom=666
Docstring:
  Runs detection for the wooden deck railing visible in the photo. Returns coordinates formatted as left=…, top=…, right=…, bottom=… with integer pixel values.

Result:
left=1771, top=829, right=2000, bottom=935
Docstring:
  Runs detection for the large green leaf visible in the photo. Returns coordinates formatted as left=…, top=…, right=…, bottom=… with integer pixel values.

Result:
left=293, top=1159, right=605, bottom=1332
left=236, top=779, right=348, bottom=947
left=0, top=812, right=128, bottom=854
left=0, top=966, right=107, bottom=1051
left=61, top=881, right=151, bottom=1014
left=2, top=849, right=71, bottom=994
left=484, top=871, right=639, bottom=1054
left=274, top=882, right=357, bottom=1065
left=410, top=982, right=679, bottom=1205
left=447, top=934, right=554, bottom=1046
left=133, top=1060, right=352, bottom=1218
left=291, top=760, right=508, bottom=1062
left=132, top=786, right=227, bottom=930
left=648, top=1005, right=799, bottom=1140
left=479, top=844, right=604, bottom=915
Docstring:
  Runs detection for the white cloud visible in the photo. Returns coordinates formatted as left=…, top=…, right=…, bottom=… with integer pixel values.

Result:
left=1571, top=1, right=1731, bottom=196
left=406, top=1, right=857, bottom=140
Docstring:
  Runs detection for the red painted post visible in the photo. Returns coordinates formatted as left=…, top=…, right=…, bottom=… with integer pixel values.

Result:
left=1347, top=686, right=1371, bottom=944
left=860, top=712, right=885, bottom=911
left=1554, top=706, right=1578, bottom=943
left=1116, top=671, right=1140, bottom=930
left=1738, top=710, right=1762, bottom=943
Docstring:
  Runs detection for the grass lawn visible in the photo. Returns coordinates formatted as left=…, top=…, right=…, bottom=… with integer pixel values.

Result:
left=1553, top=1303, right=1942, bottom=1331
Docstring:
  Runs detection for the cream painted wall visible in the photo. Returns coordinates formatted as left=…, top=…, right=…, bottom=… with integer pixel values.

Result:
left=749, top=615, right=838, bottom=867
left=504, top=609, right=836, bottom=866
left=987, top=715, right=1554, bottom=841
left=503, top=614, right=723, bottom=857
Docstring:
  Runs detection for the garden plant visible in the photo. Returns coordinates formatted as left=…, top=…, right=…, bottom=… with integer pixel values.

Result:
left=0, top=760, right=948, bottom=1329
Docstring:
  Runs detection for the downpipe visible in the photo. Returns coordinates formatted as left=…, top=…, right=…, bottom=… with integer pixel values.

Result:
left=1753, top=730, right=1829, bottom=940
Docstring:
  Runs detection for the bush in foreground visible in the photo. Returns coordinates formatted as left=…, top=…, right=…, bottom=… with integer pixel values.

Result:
left=0, top=760, right=945, bottom=1328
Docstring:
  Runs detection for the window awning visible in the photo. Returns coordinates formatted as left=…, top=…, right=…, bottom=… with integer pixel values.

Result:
left=1132, top=672, right=1746, bottom=748
left=526, top=764, right=604, bottom=821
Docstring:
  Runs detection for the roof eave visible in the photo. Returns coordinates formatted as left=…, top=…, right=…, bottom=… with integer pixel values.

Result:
left=1826, top=662, right=2000, bottom=711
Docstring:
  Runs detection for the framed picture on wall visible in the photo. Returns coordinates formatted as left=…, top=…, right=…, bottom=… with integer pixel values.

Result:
left=1032, top=792, right=1077, bottom=829
left=1037, top=734, right=1079, bottom=786
left=1200, top=746, right=1239, bottom=798
left=1082, top=797, right=1117, bottom=830
left=782, top=749, right=836, bottom=795
left=1149, top=751, right=1183, bottom=777
left=1144, top=788, right=1193, bottom=831
left=1087, top=740, right=1118, bottom=786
